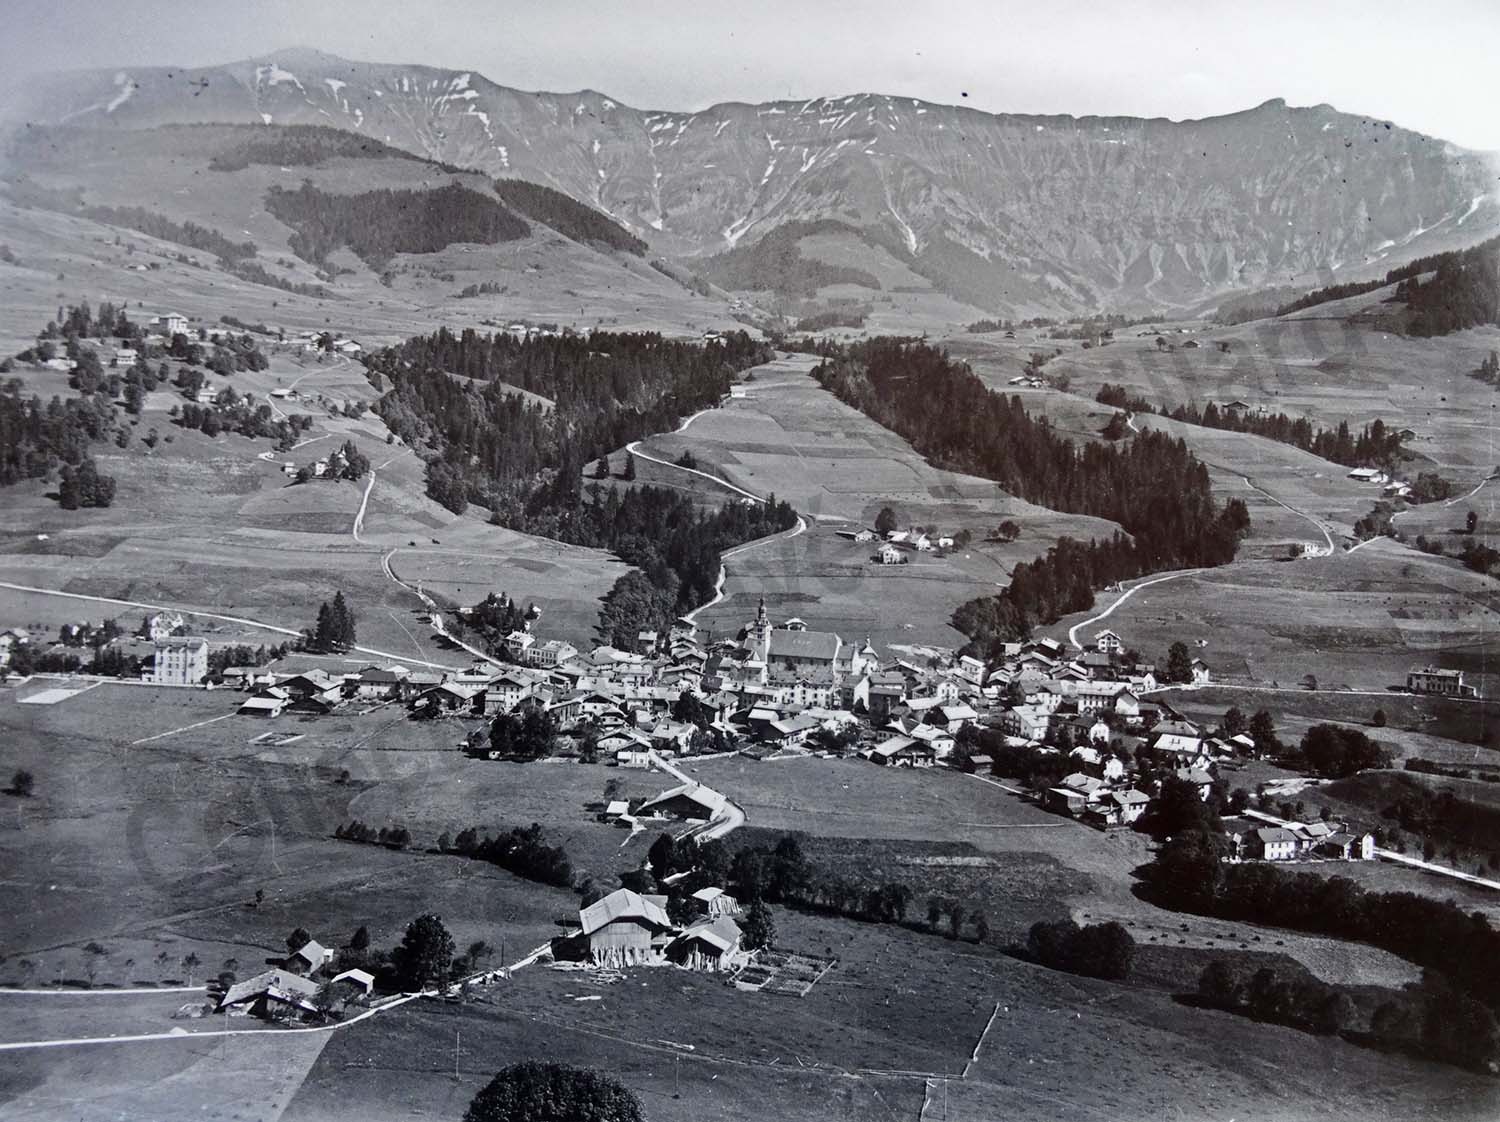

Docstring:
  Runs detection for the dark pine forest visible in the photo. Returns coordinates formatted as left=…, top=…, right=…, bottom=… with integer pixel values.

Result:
left=364, top=328, right=796, bottom=638
left=812, top=339, right=1249, bottom=653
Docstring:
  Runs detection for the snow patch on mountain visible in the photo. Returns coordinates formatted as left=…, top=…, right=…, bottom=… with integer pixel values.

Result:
left=106, top=72, right=135, bottom=113
left=255, top=64, right=304, bottom=91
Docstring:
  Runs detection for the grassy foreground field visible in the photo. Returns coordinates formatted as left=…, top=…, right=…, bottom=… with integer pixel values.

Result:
left=3, top=683, right=1487, bottom=1120
left=281, top=907, right=1499, bottom=1122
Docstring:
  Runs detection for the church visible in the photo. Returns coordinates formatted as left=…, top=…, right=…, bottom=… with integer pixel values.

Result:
left=744, top=598, right=877, bottom=681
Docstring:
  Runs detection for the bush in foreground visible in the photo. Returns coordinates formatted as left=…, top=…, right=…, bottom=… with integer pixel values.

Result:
left=464, top=1062, right=643, bottom=1122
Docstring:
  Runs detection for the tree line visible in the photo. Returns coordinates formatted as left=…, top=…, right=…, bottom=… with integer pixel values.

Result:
left=208, top=125, right=431, bottom=172
left=811, top=339, right=1249, bottom=653
left=265, top=181, right=530, bottom=270
left=1196, top=957, right=1497, bottom=1072
left=1147, top=829, right=1500, bottom=1017
left=1096, top=384, right=1406, bottom=468
left=493, top=179, right=646, bottom=255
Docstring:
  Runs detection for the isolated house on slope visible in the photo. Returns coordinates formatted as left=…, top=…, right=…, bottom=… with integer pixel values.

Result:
left=217, top=970, right=320, bottom=1020
left=579, top=888, right=674, bottom=967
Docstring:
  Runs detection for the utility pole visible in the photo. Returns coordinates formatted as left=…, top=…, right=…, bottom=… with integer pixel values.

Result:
left=454, top=1028, right=460, bottom=1080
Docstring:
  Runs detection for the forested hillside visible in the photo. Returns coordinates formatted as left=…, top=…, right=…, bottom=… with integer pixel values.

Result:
left=812, top=340, right=1248, bottom=652
left=364, top=329, right=792, bottom=636
left=493, top=180, right=646, bottom=255
left=1275, top=235, right=1499, bottom=336
left=265, top=181, right=529, bottom=269
left=207, top=125, right=435, bottom=171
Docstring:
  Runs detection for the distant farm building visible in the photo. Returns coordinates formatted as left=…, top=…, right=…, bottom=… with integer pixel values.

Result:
left=1407, top=666, right=1477, bottom=698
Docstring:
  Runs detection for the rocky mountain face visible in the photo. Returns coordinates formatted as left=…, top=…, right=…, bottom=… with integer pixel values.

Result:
left=7, top=47, right=1497, bottom=314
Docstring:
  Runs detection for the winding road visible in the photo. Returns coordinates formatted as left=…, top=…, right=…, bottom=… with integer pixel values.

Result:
left=1065, top=568, right=1205, bottom=650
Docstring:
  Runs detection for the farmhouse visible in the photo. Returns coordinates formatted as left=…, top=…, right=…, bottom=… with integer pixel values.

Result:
left=344, top=665, right=409, bottom=701
left=411, top=682, right=483, bottom=716
left=217, top=970, right=320, bottom=1020
left=150, top=637, right=208, bottom=686
left=1407, top=665, right=1477, bottom=698
left=667, top=916, right=746, bottom=972
left=1094, top=629, right=1123, bottom=654
left=874, top=543, right=904, bottom=565
left=285, top=939, right=335, bottom=975
left=1317, top=832, right=1377, bottom=861
left=1250, top=827, right=1298, bottom=861
left=579, top=888, right=674, bottom=967
left=637, top=781, right=726, bottom=821
left=867, top=734, right=935, bottom=767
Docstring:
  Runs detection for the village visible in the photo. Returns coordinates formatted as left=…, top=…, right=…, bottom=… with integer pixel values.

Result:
left=8, top=553, right=1459, bottom=1035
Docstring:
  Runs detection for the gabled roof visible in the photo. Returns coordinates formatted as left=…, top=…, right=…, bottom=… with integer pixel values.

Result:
left=579, top=888, right=672, bottom=935
left=638, top=782, right=726, bottom=818
left=288, top=939, right=328, bottom=967
left=218, top=969, right=320, bottom=1010
left=871, top=735, right=926, bottom=758
left=674, top=915, right=742, bottom=953
left=1255, top=827, right=1297, bottom=844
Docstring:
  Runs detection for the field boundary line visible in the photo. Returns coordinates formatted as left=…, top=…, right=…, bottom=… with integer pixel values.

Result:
left=130, top=712, right=236, bottom=745
left=0, top=986, right=205, bottom=996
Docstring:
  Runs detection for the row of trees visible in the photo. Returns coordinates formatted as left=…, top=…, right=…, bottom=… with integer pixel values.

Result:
left=1097, top=385, right=1407, bottom=468
left=443, top=823, right=575, bottom=888
left=1024, top=919, right=1134, bottom=980
left=811, top=340, right=1249, bottom=652
left=1147, top=832, right=1500, bottom=1014
left=1197, top=959, right=1497, bottom=1072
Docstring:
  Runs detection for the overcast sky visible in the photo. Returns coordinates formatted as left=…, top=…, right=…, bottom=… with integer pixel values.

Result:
left=5, top=0, right=1497, bottom=149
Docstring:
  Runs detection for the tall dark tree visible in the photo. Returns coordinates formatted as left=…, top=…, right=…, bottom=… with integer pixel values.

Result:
left=742, top=898, right=775, bottom=950
left=1164, top=642, right=1194, bottom=684
left=392, top=913, right=453, bottom=991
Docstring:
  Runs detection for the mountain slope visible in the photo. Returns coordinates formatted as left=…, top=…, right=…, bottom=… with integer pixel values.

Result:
left=0, top=122, right=737, bottom=352
left=5, top=47, right=1499, bottom=314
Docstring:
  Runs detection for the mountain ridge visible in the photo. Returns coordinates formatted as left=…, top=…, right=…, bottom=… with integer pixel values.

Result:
left=6, top=48, right=1498, bottom=315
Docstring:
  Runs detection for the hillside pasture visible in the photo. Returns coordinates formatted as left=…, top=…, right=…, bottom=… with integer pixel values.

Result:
left=1047, top=542, right=1500, bottom=697
left=631, top=355, right=1121, bottom=648
left=282, top=905, right=1499, bottom=1122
